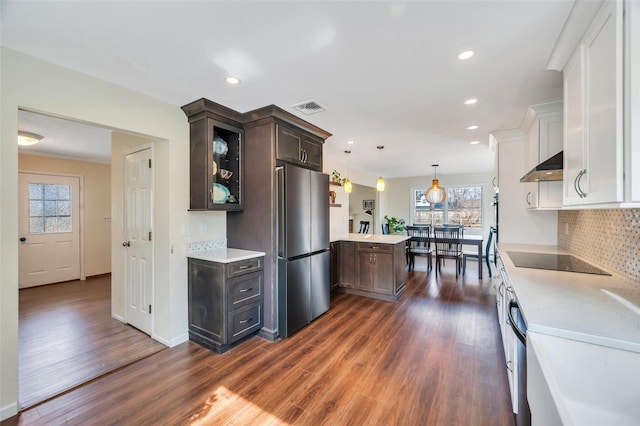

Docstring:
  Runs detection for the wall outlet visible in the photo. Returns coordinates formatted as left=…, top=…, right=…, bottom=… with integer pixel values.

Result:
left=199, top=223, right=208, bottom=235
left=181, top=224, right=189, bottom=236
left=103, top=215, right=111, bottom=222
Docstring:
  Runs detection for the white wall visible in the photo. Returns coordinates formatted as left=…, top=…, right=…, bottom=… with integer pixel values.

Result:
left=497, top=140, right=557, bottom=245
left=0, top=47, right=227, bottom=419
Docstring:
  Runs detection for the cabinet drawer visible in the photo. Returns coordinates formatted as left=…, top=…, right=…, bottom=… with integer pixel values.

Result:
left=228, top=302, right=262, bottom=343
left=228, top=272, right=262, bottom=309
left=227, top=257, right=263, bottom=278
left=356, top=243, right=393, bottom=253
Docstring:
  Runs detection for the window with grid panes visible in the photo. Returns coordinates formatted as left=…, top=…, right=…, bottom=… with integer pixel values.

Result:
left=28, top=183, right=72, bottom=234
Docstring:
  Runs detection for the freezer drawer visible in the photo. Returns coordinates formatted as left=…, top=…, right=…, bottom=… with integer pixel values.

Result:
left=278, top=251, right=330, bottom=338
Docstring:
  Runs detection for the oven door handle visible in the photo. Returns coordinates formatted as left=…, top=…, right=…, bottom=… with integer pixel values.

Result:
left=508, top=300, right=527, bottom=346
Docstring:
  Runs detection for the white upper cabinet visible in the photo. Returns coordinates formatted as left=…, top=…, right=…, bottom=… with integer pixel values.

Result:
left=627, top=0, right=640, bottom=202
left=522, top=102, right=563, bottom=210
left=563, top=0, right=630, bottom=207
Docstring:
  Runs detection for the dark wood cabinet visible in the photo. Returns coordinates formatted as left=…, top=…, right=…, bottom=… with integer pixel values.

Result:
left=276, top=124, right=323, bottom=171
left=356, top=243, right=394, bottom=295
left=330, top=242, right=339, bottom=292
left=338, top=241, right=355, bottom=289
left=187, top=256, right=263, bottom=353
left=182, top=98, right=244, bottom=211
left=337, top=240, right=406, bottom=302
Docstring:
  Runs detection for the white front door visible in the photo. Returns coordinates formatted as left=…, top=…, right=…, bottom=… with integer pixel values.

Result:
left=124, top=147, right=153, bottom=334
left=18, top=173, right=81, bottom=288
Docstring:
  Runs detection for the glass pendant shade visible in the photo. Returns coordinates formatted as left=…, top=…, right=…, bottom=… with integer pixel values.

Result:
left=426, top=179, right=446, bottom=204
left=344, top=179, right=353, bottom=194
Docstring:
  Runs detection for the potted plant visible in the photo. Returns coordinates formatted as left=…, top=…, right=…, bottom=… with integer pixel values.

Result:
left=331, top=170, right=346, bottom=184
left=384, top=215, right=406, bottom=234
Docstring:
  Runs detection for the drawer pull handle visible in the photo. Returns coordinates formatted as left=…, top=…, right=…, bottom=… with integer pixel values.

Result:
left=239, top=317, right=254, bottom=324
left=239, top=287, right=254, bottom=293
left=239, top=265, right=250, bottom=270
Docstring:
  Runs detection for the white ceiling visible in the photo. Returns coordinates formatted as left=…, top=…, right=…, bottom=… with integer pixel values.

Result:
left=3, top=0, right=575, bottom=177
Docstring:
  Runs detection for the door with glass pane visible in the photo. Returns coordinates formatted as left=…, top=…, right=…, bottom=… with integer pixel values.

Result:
left=18, top=173, right=81, bottom=287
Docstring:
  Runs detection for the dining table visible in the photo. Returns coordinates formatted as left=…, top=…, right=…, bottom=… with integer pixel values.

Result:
left=428, top=233, right=485, bottom=279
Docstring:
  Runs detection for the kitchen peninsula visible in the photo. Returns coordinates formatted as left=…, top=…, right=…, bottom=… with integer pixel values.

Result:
left=333, top=234, right=409, bottom=302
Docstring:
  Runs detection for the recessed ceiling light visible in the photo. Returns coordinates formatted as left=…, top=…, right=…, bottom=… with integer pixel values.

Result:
left=458, top=50, right=474, bottom=60
left=467, top=125, right=479, bottom=130
left=464, top=98, right=478, bottom=105
left=347, top=140, right=354, bottom=145
left=18, top=131, right=44, bottom=146
left=470, top=140, right=480, bottom=145
left=225, top=76, right=241, bottom=85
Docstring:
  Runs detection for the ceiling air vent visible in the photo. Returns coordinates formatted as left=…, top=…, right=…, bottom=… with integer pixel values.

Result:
left=292, top=100, right=327, bottom=115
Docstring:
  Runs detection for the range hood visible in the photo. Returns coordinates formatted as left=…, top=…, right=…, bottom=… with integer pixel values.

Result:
left=520, top=151, right=563, bottom=182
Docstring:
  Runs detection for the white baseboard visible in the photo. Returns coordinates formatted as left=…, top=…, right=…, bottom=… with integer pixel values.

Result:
left=112, top=313, right=125, bottom=322
left=0, top=401, right=18, bottom=422
left=152, top=332, right=188, bottom=348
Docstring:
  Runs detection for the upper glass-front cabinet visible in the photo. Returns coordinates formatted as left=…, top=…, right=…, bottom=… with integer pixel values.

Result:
left=182, top=98, right=244, bottom=211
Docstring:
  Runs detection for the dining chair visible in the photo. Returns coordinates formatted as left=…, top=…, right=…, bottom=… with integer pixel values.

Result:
left=433, top=226, right=463, bottom=277
left=358, top=221, right=370, bottom=234
left=406, top=225, right=432, bottom=271
left=463, top=228, right=493, bottom=277
left=442, top=223, right=464, bottom=237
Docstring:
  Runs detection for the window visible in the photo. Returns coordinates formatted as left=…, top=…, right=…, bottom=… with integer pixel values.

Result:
left=28, top=183, right=72, bottom=234
left=412, top=185, right=482, bottom=229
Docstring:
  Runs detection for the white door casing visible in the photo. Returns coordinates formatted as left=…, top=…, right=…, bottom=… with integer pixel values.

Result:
left=123, top=146, right=154, bottom=335
left=18, top=173, right=81, bottom=288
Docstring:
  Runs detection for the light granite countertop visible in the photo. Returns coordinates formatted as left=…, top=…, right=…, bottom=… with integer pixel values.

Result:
left=331, top=233, right=410, bottom=244
left=498, top=243, right=640, bottom=353
left=187, top=248, right=265, bottom=263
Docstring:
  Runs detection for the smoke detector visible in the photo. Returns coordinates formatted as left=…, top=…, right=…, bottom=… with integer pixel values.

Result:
left=292, top=99, right=327, bottom=115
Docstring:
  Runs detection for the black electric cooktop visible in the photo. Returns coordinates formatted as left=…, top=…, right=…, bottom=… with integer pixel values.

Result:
left=507, top=251, right=611, bottom=276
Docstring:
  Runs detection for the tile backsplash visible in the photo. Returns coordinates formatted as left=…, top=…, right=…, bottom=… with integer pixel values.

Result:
left=187, top=239, right=227, bottom=253
left=558, top=209, right=640, bottom=283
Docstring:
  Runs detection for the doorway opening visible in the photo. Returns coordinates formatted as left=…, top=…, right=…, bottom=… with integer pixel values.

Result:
left=16, top=109, right=163, bottom=409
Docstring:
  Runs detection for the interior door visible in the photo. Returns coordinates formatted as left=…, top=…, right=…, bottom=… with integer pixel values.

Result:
left=124, top=147, right=153, bottom=334
left=18, top=173, right=81, bottom=287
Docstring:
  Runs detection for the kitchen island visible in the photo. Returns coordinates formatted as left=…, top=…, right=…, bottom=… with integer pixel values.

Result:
left=333, top=233, right=409, bottom=302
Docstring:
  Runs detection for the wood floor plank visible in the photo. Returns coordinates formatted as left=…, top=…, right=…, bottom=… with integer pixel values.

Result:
left=4, top=261, right=514, bottom=426
left=17, top=277, right=166, bottom=409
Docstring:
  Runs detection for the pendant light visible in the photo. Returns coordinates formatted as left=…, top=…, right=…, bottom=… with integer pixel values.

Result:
left=343, top=150, right=353, bottom=194
left=426, top=164, right=446, bottom=204
left=376, top=145, right=385, bottom=192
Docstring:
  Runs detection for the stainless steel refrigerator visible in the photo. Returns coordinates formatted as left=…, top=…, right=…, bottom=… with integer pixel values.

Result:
left=276, top=164, right=330, bottom=337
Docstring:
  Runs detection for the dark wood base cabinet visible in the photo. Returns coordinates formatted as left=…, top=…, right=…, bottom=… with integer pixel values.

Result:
left=188, top=257, right=264, bottom=354
left=337, top=241, right=406, bottom=302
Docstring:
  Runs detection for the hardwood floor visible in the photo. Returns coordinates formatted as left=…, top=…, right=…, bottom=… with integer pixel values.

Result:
left=17, top=277, right=166, bottom=409
left=5, top=259, right=514, bottom=425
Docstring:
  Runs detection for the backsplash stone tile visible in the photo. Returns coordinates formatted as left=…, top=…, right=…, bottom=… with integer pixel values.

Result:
left=187, top=239, right=227, bottom=253
left=558, top=209, right=640, bottom=283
